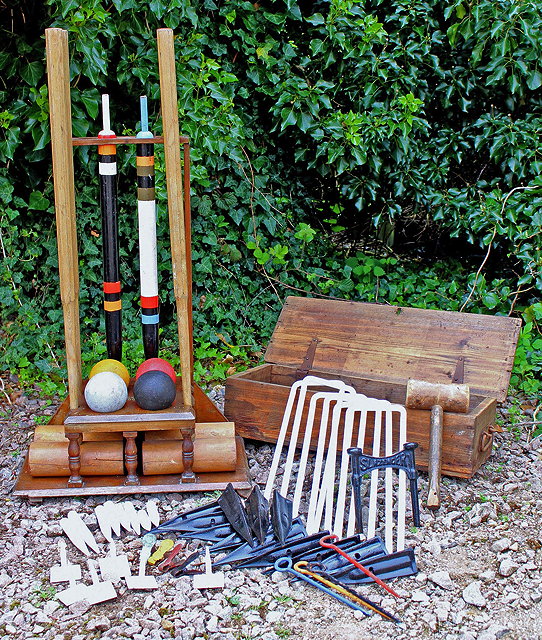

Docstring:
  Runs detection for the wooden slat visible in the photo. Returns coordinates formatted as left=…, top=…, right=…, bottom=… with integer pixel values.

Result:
left=45, top=28, right=83, bottom=410
left=72, top=135, right=190, bottom=146
left=157, top=28, right=193, bottom=408
left=265, top=297, right=521, bottom=402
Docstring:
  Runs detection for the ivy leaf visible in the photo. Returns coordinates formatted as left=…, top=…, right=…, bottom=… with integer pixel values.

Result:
left=111, top=0, right=138, bottom=10
left=61, top=0, right=80, bottom=17
left=527, top=69, right=542, bottom=90
left=80, top=90, right=101, bottom=120
left=229, top=209, right=244, bottom=225
left=306, top=13, right=325, bottom=25
left=298, top=112, right=313, bottom=132
left=280, top=108, right=296, bottom=130
left=482, top=292, right=501, bottom=309
left=198, top=195, right=212, bottom=217
left=32, top=128, right=50, bottom=151
left=310, top=39, right=324, bottom=56
left=509, top=74, right=520, bottom=94
left=446, top=23, right=460, bottom=47
left=197, top=255, right=213, bottom=273
left=149, top=0, right=166, bottom=18
left=20, top=62, right=43, bottom=86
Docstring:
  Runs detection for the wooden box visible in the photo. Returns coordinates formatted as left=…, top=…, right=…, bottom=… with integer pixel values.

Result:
left=224, top=297, right=521, bottom=478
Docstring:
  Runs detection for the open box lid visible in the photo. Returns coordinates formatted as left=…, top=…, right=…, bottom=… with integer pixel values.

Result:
left=265, top=296, right=522, bottom=402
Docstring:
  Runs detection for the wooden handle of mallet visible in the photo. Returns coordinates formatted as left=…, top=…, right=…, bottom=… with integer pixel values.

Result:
left=157, top=29, right=193, bottom=410
left=427, top=404, right=443, bottom=509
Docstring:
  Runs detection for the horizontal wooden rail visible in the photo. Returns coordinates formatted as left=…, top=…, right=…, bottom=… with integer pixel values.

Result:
left=72, top=135, right=190, bottom=147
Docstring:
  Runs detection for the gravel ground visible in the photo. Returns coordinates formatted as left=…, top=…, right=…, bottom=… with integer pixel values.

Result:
left=0, top=378, right=541, bottom=640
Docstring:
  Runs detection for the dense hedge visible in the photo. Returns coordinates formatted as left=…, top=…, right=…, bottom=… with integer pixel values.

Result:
left=0, top=0, right=541, bottom=392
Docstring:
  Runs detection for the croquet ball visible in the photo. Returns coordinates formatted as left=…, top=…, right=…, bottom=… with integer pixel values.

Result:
left=135, top=358, right=176, bottom=384
left=89, top=358, right=130, bottom=386
left=133, top=370, right=176, bottom=411
left=84, top=371, right=128, bottom=413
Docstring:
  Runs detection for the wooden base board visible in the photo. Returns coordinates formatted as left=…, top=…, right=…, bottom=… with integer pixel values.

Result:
left=12, top=437, right=251, bottom=502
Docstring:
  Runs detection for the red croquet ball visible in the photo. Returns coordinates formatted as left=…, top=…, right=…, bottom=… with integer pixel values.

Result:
left=135, top=358, right=176, bottom=384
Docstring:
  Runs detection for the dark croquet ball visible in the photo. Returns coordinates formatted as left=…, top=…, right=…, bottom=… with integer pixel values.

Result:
left=133, top=370, right=176, bottom=411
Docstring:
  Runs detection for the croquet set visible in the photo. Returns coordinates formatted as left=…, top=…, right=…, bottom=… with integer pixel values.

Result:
left=14, top=28, right=520, bottom=532
left=12, top=24, right=525, bottom=626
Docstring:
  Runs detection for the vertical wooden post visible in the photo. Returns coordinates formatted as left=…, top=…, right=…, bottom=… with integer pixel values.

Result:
left=183, top=143, right=194, bottom=379
left=66, top=433, right=83, bottom=487
left=45, top=28, right=82, bottom=410
left=157, top=28, right=193, bottom=410
left=123, top=431, right=140, bottom=485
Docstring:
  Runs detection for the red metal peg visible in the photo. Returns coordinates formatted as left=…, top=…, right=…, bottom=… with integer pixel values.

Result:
left=319, top=534, right=401, bottom=599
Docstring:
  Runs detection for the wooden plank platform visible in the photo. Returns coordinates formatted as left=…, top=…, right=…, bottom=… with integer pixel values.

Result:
left=63, top=379, right=195, bottom=428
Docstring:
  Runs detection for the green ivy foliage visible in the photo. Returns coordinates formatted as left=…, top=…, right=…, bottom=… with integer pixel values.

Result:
left=0, top=0, right=540, bottom=396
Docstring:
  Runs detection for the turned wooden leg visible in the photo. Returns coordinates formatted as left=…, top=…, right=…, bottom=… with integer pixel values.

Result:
left=66, top=432, right=84, bottom=487
left=181, top=427, right=196, bottom=483
left=123, top=431, right=140, bottom=485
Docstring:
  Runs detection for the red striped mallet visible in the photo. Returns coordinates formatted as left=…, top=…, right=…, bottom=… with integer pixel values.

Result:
left=98, top=94, right=122, bottom=361
left=136, top=96, right=159, bottom=359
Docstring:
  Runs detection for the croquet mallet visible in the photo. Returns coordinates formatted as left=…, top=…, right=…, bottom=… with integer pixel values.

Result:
left=405, top=379, right=470, bottom=509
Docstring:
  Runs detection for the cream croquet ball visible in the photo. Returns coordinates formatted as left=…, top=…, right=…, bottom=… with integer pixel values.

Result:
left=84, top=371, right=128, bottom=413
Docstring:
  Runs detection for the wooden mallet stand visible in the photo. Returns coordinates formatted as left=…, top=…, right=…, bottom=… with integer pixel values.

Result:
left=14, top=28, right=251, bottom=501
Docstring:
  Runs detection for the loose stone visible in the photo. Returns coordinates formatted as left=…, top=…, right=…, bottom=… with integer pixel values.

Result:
left=462, top=581, right=487, bottom=607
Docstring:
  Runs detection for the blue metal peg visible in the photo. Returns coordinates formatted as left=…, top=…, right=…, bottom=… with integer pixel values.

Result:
left=273, top=556, right=370, bottom=615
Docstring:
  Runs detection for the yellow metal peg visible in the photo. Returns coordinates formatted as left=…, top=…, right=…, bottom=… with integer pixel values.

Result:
left=148, top=539, right=175, bottom=565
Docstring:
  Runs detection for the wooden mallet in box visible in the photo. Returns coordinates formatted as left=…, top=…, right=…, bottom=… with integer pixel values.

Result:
left=406, top=379, right=470, bottom=509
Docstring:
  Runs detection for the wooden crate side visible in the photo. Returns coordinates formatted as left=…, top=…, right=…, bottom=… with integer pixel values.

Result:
left=224, top=374, right=288, bottom=443
left=225, top=370, right=495, bottom=478
left=193, top=383, right=228, bottom=422
left=471, top=396, right=498, bottom=471
left=227, top=363, right=274, bottom=383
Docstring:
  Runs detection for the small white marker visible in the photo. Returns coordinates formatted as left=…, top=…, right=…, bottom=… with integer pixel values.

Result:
left=50, top=539, right=81, bottom=584
left=193, top=547, right=224, bottom=590
left=98, top=542, right=131, bottom=583
left=85, top=559, right=117, bottom=604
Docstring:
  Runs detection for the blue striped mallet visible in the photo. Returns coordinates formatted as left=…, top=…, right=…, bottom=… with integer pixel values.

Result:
left=136, top=96, right=159, bottom=359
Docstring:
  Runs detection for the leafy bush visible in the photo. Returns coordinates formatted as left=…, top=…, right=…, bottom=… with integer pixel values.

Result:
left=0, top=0, right=540, bottom=398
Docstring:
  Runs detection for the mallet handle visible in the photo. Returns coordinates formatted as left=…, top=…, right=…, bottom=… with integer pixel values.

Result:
left=137, top=96, right=159, bottom=358
left=427, top=404, right=443, bottom=509
left=98, top=94, right=122, bottom=360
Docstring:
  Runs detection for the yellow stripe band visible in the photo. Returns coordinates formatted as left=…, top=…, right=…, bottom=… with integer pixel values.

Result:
left=137, top=155, right=155, bottom=166
left=104, top=300, right=122, bottom=311
left=98, top=144, right=117, bottom=155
